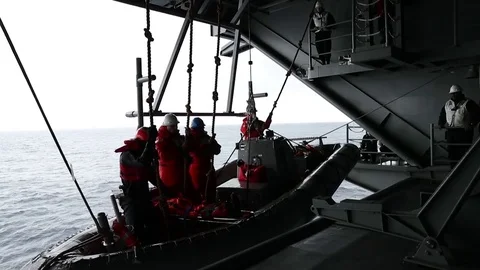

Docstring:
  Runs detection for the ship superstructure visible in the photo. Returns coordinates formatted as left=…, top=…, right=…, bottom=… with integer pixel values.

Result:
left=115, top=0, right=480, bottom=269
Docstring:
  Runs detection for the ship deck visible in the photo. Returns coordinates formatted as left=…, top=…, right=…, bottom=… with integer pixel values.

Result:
left=247, top=222, right=480, bottom=270
left=247, top=224, right=422, bottom=270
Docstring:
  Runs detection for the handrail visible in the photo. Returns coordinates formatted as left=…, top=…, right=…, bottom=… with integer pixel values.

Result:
left=429, top=123, right=474, bottom=166
left=343, top=123, right=405, bottom=166
left=307, top=0, right=402, bottom=67
left=345, top=122, right=475, bottom=167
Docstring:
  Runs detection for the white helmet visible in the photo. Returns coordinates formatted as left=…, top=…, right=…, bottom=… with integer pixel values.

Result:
left=315, top=1, right=323, bottom=9
left=449, top=84, right=462, bottom=94
left=162, top=113, right=179, bottom=126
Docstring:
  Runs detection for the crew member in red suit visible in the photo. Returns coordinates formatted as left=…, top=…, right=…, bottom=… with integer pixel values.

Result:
left=185, top=117, right=221, bottom=203
left=237, top=156, right=267, bottom=183
left=241, top=104, right=273, bottom=139
left=156, top=113, right=189, bottom=198
left=115, top=126, right=161, bottom=243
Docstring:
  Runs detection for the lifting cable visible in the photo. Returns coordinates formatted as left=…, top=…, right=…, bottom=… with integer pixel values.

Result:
left=144, top=0, right=169, bottom=234
left=245, top=1, right=254, bottom=206
left=305, top=71, right=451, bottom=145
left=0, top=18, right=101, bottom=232
left=268, top=1, right=318, bottom=116
left=205, top=0, right=223, bottom=200
left=184, top=0, right=195, bottom=196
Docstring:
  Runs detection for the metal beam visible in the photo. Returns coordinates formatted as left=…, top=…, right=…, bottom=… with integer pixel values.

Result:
left=220, top=39, right=253, bottom=57
left=126, top=111, right=245, bottom=117
left=230, top=0, right=250, bottom=25
left=226, top=0, right=244, bottom=113
left=199, top=0, right=215, bottom=15
left=417, top=136, right=480, bottom=238
left=340, top=76, right=431, bottom=142
left=113, top=0, right=240, bottom=31
left=227, top=29, right=242, bottom=113
left=250, top=15, right=311, bottom=57
left=153, top=16, right=191, bottom=111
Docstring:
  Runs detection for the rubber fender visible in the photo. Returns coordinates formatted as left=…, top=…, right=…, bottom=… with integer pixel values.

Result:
left=297, top=143, right=360, bottom=198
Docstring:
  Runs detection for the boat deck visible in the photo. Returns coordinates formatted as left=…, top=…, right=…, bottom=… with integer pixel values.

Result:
left=247, top=224, right=423, bottom=270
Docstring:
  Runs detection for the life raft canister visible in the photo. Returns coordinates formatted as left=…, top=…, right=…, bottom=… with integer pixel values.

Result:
left=112, top=219, right=139, bottom=248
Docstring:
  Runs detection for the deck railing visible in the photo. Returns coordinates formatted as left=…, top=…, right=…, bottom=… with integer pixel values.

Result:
left=429, top=123, right=473, bottom=166
left=344, top=122, right=475, bottom=167
left=345, top=123, right=404, bottom=166
left=307, top=0, right=402, bottom=69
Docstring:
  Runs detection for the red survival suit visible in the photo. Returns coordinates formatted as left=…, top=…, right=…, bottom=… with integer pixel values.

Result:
left=237, top=158, right=267, bottom=183
left=241, top=113, right=272, bottom=139
left=114, top=128, right=162, bottom=243
left=156, top=126, right=187, bottom=197
left=185, top=129, right=221, bottom=203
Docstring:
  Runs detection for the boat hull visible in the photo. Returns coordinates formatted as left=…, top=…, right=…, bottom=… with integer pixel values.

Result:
left=24, top=144, right=359, bottom=270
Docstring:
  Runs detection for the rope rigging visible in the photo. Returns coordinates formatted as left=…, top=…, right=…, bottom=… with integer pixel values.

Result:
left=185, top=0, right=195, bottom=127
left=243, top=1, right=317, bottom=204
left=144, top=0, right=169, bottom=235
left=144, top=0, right=155, bottom=127
left=0, top=18, right=101, bottom=232
left=205, top=0, right=223, bottom=200
left=184, top=0, right=195, bottom=196
left=268, top=0, right=318, bottom=116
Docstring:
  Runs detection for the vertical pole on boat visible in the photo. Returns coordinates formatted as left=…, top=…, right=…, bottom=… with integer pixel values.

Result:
left=0, top=17, right=101, bottom=232
left=136, top=57, right=144, bottom=129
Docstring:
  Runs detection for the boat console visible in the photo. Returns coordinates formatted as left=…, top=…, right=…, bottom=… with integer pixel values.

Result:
left=216, top=137, right=301, bottom=210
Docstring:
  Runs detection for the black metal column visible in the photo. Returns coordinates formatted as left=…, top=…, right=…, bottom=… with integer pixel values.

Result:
left=136, top=57, right=144, bottom=128
left=226, top=0, right=243, bottom=113
left=153, top=15, right=192, bottom=112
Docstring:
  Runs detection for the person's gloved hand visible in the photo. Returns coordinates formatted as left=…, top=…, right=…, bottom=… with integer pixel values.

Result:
left=148, top=125, right=158, bottom=143
left=237, top=159, right=245, bottom=167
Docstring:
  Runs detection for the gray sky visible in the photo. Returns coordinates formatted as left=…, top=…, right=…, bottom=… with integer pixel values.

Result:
left=0, top=0, right=348, bottom=132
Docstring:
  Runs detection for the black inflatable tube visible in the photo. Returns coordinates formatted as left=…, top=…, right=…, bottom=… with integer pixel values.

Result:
left=198, top=217, right=334, bottom=270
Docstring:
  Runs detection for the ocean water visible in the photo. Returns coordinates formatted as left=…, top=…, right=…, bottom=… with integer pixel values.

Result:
left=0, top=122, right=371, bottom=270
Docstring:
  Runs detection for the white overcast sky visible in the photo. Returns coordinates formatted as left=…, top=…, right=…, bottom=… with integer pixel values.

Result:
left=0, top=0, right=349, bottom=131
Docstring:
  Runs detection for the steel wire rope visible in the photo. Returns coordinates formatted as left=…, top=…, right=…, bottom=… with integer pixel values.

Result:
left=245, top=0, right=254, bottom=207
left=0, top=17, right=101, bottom=232
left=307, top=71, right=451, bottom=145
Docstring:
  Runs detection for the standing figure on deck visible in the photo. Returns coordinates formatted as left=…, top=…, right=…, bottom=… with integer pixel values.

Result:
left=360, top=131, right=378, bottom=163
left=311, top=1, right=336, bottom=65
left=185, top=117, right=221, bottom=203
left=114, top=126, right=161, bottom=243
left=156, top=113, right=188, bottom=197
left=241, top=102, right=273, bottom=140
left=376, top=0, right=393, bottom=45
left=438, top=84, right=480, bottom=165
